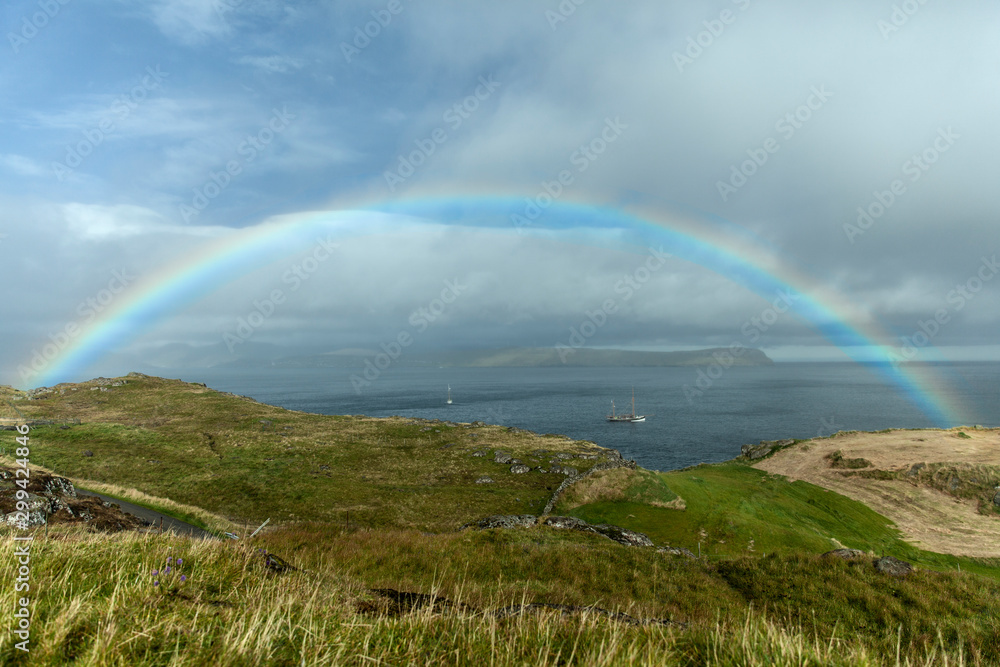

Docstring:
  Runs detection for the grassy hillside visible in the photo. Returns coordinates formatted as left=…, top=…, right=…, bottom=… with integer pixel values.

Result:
left=3, top=374, right=1000, bottom=664
left=0, top=374, right=620, bottom=530
left=556, top=463, right=1000, bottom=579
left=1, top=526, right=997, bottom=665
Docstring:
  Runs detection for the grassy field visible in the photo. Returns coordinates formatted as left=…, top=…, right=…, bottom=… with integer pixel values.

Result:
left=1, top=375, right=619, bottom=531
left=1, top=526, right=998, bottom=665
left=2, top=374, right=1000, bottom=664
left=556, top=464, right=1000, bottom=579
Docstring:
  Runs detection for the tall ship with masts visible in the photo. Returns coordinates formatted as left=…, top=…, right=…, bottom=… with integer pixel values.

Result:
left=606, top=387, right=645, bottom=422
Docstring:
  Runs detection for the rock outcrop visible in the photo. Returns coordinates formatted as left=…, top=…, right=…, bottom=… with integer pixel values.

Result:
left=461, top=514, right=655, bottom=548
left=740, top=439, right=795, bottom=460
left=0, top=467, right=147, bottom=532
left=873, top=556, right=913, bottom=576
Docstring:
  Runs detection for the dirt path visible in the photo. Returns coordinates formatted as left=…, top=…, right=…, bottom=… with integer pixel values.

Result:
left=753, top=428, right=1000, bottom=558
left=76, top=489, right=217, bottom=540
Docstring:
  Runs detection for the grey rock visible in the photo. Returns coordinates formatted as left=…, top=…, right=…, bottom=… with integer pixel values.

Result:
left=541, top=515, right=593, bottom=532
left=907, top=462, right=926, bottom=477
left=462, top=514, right=657, bottom=549
left=874, top=556, right=913, bottom=576
left=510, top=464, right=530, bottom=474
left=494, top=451, right=513, bottom=464
left=741, top=443, right=774, bottom=460
left=475, top=476, right=494, bottom=484
left=992, top=490, right=1000, bottom=507
left=83, top=450, right=94, bottom=457
left=591, top=523, right=655, bottom=548
left=471, top=450, right=487, bottom=457
left=461, top=515, right=537, bottom=530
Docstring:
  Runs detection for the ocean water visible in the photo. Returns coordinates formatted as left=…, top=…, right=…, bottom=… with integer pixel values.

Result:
left=173, top=362, right=1000, bottom=472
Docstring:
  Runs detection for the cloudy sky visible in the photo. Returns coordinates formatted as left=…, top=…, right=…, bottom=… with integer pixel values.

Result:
left=2, top=0, right=999, bottom=387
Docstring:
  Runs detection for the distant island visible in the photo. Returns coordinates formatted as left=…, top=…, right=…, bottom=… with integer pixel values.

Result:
left=218, top=346, right=774, bottom=369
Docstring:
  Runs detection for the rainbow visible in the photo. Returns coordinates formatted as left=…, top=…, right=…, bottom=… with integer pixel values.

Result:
left=25, top=194, right=965, bottom=426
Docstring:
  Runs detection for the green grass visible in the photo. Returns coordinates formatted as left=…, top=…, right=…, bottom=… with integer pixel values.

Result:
left=556, top=463, right=1000, bottom=579
left=5, top=374, right=1000, bottom=664
left=0, top=527, right=997, bottom=665
left=2, top=375, right=618, bottom=530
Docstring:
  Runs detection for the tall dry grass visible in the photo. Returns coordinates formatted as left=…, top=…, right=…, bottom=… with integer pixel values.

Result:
left=0, top=530, right=985, bottom=666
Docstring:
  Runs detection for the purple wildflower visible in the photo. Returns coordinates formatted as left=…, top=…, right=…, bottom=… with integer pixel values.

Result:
left=180, top=575, right=186, bottom=582
left=164, top=566, right=171, bottom=574
left=153, top=570, right=159, bottom=576
left=177, top=559, right=182, bottom=565
left=154, top=581, right=159, bottom=587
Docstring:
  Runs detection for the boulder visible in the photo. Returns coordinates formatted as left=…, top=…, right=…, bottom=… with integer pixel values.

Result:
left=539, top=516, right=655, bottom=547
left=993, top=490, right=1000, bottom=508
left=591, top=523, right=654, bottom=548
left=494, top=451, right=513, bottom=464
left=510, top=464, right=530, bottom=474
left=873, top=556, right=913, bottom=576
left=740, top=443, right=773, bottom=460
left=475, top=476, right=494, bottom=484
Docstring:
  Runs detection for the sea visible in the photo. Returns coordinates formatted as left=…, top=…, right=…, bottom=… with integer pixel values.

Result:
left=171, top=362, right=1000, bottom=473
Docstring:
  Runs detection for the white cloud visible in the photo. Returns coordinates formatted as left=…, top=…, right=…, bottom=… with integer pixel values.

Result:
left=61, top=203, right=230, bottom=240
left=234, top=55, right=304, bottom=73
left=0, top=154, right=47, bottom=177
left=149, top=0, right=233, bottom=44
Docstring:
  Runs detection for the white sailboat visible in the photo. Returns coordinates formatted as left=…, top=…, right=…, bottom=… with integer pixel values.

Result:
left=446, top=385, right=452, bottom=405
left=606, top=387, right=645, bottom=422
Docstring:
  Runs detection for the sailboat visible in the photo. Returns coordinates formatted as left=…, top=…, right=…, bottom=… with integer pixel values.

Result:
left=446, top=385, right=452, bottom=405
left=606, top=387, right=645, bottom=422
